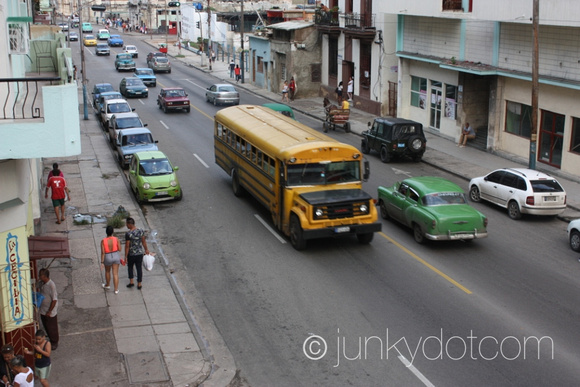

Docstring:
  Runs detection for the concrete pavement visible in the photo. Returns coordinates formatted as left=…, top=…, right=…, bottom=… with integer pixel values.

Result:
left=38, top=30, right=580, bottom=387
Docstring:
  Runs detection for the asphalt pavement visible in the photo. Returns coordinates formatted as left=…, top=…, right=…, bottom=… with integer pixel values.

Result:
left=39, top=30, right=580, bottom=387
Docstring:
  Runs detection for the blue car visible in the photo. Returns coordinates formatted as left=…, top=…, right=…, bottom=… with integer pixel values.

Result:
left=134, top=68, right=157, bottom=87
left=107, top=34, right=124, bottom=47
left=92, top=83, right=114, bottom=107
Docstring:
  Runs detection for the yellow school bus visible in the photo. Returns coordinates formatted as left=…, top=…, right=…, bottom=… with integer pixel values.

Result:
left=214, top=105, right=381, bottom=250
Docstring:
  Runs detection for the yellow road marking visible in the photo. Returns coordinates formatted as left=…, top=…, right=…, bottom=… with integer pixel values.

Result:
left=155, top=81, right=214, bottom=121
left=379, top=232, right=473, bottom=294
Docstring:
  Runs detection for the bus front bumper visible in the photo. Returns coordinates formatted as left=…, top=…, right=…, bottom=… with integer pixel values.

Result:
left=301, top=222, right=382, bottom=240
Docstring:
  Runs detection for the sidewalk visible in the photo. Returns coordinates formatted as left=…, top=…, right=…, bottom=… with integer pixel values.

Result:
left=41, top=101, right=236, bottom=386
left=145, top=34, right=580, bottom=218
left=39, top=32, right=580, bottom=387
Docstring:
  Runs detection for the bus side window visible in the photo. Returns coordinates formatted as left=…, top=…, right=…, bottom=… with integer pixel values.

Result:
left=269, top=158, right=276, bottom=177
left=251, top=145, right=257, bottom=163
left=257, top=150, right=263, bottom=168
left=217, top=123, right=223, bottom=137
left=235, top=135, right=241, bottom=152
left=241, top=139, right=247, bottom=155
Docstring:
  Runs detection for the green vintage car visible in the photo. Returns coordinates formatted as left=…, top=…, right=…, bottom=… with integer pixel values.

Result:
left=115, top=53, right=136, bottom=72
left=378, top=176, right=488, bottom=244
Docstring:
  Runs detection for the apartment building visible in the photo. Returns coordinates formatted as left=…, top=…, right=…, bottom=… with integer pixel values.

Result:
left=385, top=0, right=580, bottom=177
left=1, top=0, right=80, bottom=352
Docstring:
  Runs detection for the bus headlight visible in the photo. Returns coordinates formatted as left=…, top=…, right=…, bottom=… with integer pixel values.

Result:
left=359, top=204, right=368, bottom=213
left=315, top=208, right=324, bottom=218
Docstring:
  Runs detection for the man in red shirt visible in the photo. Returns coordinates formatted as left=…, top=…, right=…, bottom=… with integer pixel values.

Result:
left=45, top=168, right=70, bottom=224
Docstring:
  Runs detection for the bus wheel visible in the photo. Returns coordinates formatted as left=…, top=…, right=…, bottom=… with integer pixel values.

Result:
left=357, top=233, right=374, bottom=244
left=232, top=170, right=244, bottom=197
left=290, top=215, right=306, bottom=250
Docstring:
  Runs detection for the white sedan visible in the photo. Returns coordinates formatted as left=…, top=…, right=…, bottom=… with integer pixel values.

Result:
left=123, top=45, right=138, bottom=58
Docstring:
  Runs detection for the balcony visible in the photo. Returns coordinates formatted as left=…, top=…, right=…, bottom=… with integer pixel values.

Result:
left=342, top=13, right=376, bottom=40
left=0, top=35, right=81, bottom=159
left=314, top=9, right=341, bottom=35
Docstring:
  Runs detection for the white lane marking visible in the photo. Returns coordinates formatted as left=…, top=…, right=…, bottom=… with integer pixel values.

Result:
left=160, top=120, right=169, bottom=130
left=185, top=79, right=207, bottom=90
left=398, top=355, right=435, bottom=387
left=138, top=99, right=145, bottom=105
left=392, top=167, right=413, bottom=177
left=254, top=214, right=287, bottom=244
left=193, top=153, right=209, bottom=168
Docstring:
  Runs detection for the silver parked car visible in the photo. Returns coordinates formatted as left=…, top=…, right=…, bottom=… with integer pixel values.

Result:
left=205, top=84, right=240, bottom=106
left=148, top=56, right=171, bottom=73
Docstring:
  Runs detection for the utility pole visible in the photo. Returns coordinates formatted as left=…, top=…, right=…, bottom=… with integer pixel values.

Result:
left=78, top=0, right=88, bottom=120
left=241, top=0, right=244, bottom=83
left=529, top=0, right=539, bottom=169
left=208, top=0, right=212, bottom=70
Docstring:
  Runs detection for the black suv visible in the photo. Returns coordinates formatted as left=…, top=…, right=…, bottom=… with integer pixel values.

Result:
left=361, top=118, right=426, bottom=163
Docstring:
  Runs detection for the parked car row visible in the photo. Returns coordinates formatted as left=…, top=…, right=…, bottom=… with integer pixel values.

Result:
left=90, top=82, right=182, bottom=203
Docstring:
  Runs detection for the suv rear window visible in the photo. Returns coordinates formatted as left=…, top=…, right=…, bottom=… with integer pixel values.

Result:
left=531, top=179, right=564, bottom=193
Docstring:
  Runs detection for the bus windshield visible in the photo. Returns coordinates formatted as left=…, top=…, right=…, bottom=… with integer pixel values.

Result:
left=286, top=161, right=360, bottom=186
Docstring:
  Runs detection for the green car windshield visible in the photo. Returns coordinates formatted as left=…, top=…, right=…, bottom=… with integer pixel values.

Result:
left=139, top=159, right=173, bottom=175
left=286, top=161, right=360, bottom=186
left=117, top=54, right=132, bottom=60
left=422, top=192, right=468, bottom=206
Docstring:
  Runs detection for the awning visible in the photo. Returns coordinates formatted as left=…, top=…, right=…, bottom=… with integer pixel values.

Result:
left=28, top=236, right=70, bottom=260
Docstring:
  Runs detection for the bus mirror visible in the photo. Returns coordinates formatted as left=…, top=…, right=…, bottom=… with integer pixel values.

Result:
left=363, top=159, right=370, bottom=181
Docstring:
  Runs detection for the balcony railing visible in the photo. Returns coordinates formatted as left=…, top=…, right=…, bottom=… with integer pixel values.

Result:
left=314, top=9, right=340, bottom=26
left=0, top=77, right=61, bottom=120
left=343, top=13, right=375, bottom=29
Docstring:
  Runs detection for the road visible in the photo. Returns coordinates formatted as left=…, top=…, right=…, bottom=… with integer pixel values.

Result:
left=75, top=32, right=580, bottom=386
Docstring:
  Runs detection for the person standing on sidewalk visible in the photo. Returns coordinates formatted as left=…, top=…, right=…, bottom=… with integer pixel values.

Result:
left=9, top=355, right=33, bottom=387
left=47, top=163, right=63, bottom=183
left=38, top=268, right=59, bottom=351
left=101, top=225, right=122, bottom=294
left=347, top=76, right=354, bottom=101
left=234, top=65, right=241, bottom=83
left=125, top=217, right=149, bottom=290
left=289, top=77, right=297, bottom=101
left=0, top=345, right=16, bottom=386
left=24, top=330, right=51, bottom=387
left=45, top=167, right=70, bottom=224
left=281, top=81, right=289, bottom=103
left=229, top=59, right=235, bottom=78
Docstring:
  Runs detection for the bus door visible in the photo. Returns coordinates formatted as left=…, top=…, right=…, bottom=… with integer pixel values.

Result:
left=275, top=159, right=285, bottom=230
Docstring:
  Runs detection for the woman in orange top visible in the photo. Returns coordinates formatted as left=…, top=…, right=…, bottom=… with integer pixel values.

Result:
left=101, top=225, right=122, bottom=294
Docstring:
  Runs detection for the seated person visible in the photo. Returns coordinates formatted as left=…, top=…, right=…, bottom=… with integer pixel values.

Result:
left=458, top=122, right=476, bottom=147
left=341, top=99, right=350, bottom=110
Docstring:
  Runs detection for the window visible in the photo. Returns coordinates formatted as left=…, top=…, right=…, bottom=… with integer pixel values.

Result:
left=505, top=101, right=532, bottom=138
left=329, top=37, right=338, bottom=78
left=444, top=85, right=457, bottom=119
left=571, top=117, right=580, bottom=155
left=411, top=76, right=427, bottom=109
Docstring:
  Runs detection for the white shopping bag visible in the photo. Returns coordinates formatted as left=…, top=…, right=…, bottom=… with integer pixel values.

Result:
left=143, top=253, right=155, bottom=271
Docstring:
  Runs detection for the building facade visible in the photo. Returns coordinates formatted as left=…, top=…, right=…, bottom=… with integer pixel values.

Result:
left=384, top=0, right=580, bottom=178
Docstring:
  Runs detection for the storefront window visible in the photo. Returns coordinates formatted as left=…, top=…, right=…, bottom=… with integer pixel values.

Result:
left=411, top=76, right=427, bottom=109
left=444, top=85, right=457, bottom=119
left=539, top=110, right=564, bottom=167
left=571, top=117, right=580, bottom=155
left=505, top=101, right=532, bottom=138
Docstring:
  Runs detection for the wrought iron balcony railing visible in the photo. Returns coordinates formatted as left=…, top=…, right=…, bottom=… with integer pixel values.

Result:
left=0, top=77, right=61, bottom=120
left=343, top=13, right=375, bottom=29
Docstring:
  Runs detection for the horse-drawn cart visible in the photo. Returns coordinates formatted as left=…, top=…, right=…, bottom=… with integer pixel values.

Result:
left=323, top=107, right=351, bottom=133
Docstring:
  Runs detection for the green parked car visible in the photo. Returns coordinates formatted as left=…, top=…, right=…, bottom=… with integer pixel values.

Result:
left=128, top=151, right=182, bottom=204
left=378, top=176, right=488, bottom=244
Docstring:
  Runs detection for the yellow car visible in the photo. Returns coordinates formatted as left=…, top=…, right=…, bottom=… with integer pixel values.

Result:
left=83, top=35, right=97, bottom=46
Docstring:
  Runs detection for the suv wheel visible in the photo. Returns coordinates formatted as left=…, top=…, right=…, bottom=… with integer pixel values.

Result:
left=408, top=135, right=425, bottom=153
left=507, top=200, right=522, bottom=220
left=380, top=146, right=391, bottom=163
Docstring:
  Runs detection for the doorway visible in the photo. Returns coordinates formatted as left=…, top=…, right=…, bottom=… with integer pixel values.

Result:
left=430, top=80, right=442, bottom=130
